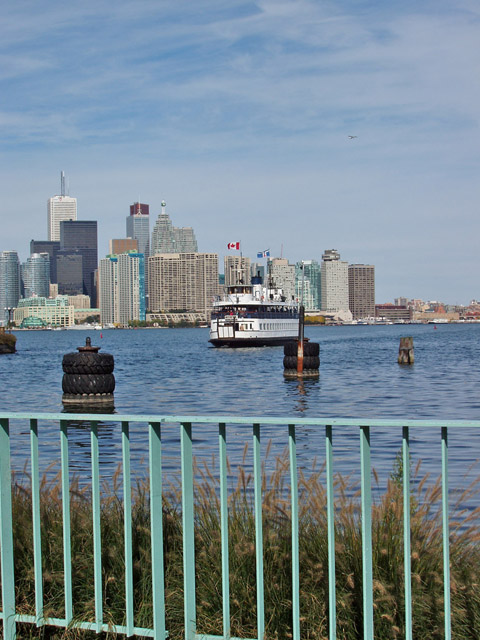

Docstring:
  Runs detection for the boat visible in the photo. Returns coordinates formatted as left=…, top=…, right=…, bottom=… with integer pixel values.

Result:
left=209, top=276, right=299, bottom=347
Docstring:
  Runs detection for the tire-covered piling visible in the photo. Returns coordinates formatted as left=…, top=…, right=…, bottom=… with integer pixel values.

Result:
left=62, top=337, right=115, bottom=407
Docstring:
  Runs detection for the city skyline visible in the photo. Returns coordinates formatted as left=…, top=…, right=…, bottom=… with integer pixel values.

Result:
left=1, top=1, right=479, bottom=304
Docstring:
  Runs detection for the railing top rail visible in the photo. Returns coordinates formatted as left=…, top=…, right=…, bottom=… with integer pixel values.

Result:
left=2, top=411, right=480, bottom=429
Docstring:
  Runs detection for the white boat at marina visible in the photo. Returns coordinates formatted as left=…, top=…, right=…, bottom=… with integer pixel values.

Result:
left=209, top=276, right=299, bottom=347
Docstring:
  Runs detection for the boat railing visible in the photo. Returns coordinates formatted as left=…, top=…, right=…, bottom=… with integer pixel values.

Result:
left=0, top=411, right=469, bottom=639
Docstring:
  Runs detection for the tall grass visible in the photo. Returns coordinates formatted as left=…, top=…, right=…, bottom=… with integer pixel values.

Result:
left=7, top=450, right=480, bottom=639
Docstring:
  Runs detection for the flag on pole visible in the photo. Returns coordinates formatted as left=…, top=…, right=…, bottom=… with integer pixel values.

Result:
left=227, top=242, right=240, bottom=250
left=257, top=249, right=270, bottom=258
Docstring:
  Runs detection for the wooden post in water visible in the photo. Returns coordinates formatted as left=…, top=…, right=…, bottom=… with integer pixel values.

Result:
left=398, top=337, right=414, bottom=364
left=297, top=305, right=304, bottom=376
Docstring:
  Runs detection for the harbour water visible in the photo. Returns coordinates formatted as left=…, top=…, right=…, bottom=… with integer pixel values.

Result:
left=2, top=323, right=480, bottom=501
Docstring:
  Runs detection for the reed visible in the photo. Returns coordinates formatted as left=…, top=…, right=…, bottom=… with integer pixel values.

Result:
left=8, top=449, right=480, bottom=639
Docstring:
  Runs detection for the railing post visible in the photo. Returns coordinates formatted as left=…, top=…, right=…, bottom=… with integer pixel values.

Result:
left=0, top=418, right=16, bottom=640
left=402, top=426, right=412, bottom=640
left=60, top=420, right=73, bottom=625
left=122, top=421, right=135, bottom=637
left=30, top=418, right=44, bottom=627
left=91, top=421, right=103, bottom=633
left=219, top=423, right=230, bottom=639
left=288, top=424, right=300, bottom=640
left=326, top=425, right=336, bottom=640
left=181, top=422, right=196, bottom=640
left=149, top=422, right=166, bottom=639
left=253, top=423, right=265, bottom=640
left=442, top=427, right=451, bottom=640
left=360, top=425, right=374, bottom=639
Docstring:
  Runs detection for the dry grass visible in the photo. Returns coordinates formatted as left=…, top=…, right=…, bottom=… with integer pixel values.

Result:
left=7, top=449, right=480, bottom=639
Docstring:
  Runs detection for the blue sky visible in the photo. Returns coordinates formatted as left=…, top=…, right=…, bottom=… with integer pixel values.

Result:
left=1, top=0, right=479, bottom=303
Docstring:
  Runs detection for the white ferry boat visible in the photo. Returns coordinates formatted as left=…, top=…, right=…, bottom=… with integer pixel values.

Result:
left=209, top=276, right=299, bottom=347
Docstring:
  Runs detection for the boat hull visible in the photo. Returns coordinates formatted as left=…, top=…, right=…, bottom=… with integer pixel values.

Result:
left=209, top=336, right=297, bottom=348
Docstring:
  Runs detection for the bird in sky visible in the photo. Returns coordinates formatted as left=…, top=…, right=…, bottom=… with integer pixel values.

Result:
left=348, top=135, right=358, bottom=139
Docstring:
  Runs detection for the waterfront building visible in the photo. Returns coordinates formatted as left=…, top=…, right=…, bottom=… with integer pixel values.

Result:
left=47, top=172, right=77, bottom=241
left=151, top=202, right=198, bottom=255
left=68, top=294, right=91, bottom=309
left=295, top=260, right=321, bottom=310
left=13, top=295, right=74, bottom=328
left=98, top=256, right=118, bottom=326
left=99, top=252, right=145, bottom=327
left=0, top=250, right=21, bottom=326
left=60, top=220, right=98, bottom=305
left=269, top=258, right=296, bottom=302
left=375, top=304, right=412, bottom=322
left=109, top=238, right=138, bottom=255
left=348, top=264, right=375, bottom=319
left=321, top=249, right=349, bottom=312
left=117, top=252, right=146, bottom=326
left=224, top=256, right=251, bottom=287
left=30, top=240, right=60, bottom=283
left=148, top=253, right=218, bottom=319
left=21, top=253, right=50, bottom=299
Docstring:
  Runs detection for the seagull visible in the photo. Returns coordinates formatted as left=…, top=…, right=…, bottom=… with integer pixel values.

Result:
left=348, top=135, right=358, bottom=139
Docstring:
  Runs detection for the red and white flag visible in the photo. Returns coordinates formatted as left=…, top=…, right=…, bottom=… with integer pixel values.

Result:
left=227, top=241, right=240, bottom=250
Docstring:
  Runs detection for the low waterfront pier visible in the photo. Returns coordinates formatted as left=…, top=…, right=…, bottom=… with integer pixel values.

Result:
left=0, top=411, right=476, bottom=639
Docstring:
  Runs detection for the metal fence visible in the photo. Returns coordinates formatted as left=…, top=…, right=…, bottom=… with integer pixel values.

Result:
left=0, top=411, right=473, bottom=639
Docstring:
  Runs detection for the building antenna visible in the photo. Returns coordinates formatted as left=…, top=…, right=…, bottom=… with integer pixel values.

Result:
left=61, top=171, right=65, bottom=197
left=280, top=243, right=283, bottom=258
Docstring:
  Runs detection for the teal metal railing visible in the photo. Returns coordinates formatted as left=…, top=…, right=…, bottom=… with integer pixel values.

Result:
left=0, top=412, right=473, bottom=639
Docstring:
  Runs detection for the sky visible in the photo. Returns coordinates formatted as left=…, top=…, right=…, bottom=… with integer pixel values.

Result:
left=1, top=0, right=479, bottom=304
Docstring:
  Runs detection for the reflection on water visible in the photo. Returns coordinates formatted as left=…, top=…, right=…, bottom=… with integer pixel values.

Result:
left=284, top=376, right=320, bottom=413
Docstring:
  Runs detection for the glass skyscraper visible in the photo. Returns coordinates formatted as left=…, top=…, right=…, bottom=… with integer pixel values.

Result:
left=60, top=220, right=98, bottom=306
left=151, top=201, right=198, bottom=255
left=0, top=251, right=21, bottom=326
left=22, top=253, right=50, bottom=299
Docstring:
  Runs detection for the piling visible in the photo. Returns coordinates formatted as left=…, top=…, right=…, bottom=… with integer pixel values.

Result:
left=398, top=336, right=414, bottom=365
left=283, top=305, right=319, bottom=379
left=62, top=337, right=115, bottom=407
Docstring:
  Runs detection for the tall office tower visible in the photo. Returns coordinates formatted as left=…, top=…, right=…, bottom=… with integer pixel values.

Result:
left=30, top=240, right=60, bottom=283
left=21, top=253, right=50, bottom=299
left=0, top=251, right=21, bottom=325
left=348, top=264, right=375, bottom=319
left=151, top=201, right=198, bottom=255
left=127, top=202, right=150, bottom=300
left=56, top=250, right=84, bottom=296
left=224, top=256, right=251, bottom=286
left=148, top=253, right=218, bottom=317
left=117, top=252, right=145, bottom=326
left=109, top=238, right=138, bottom=255
left=60, top=220, right=98, bottom=305
left=268, top=258, right=296, bottom=302
left=99, top=256, right=118, bottom=325
left=321, top=249, right=349, bottom=312
left=295, top=260, right=322, bottom=310
left=47, top=172, right=77, bottom=241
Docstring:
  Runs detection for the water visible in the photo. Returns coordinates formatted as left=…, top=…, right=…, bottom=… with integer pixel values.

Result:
left=2, top=324, right=480, bottom=502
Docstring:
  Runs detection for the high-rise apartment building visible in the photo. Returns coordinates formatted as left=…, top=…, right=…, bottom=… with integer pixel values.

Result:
left=269, top=258, right=296, bottom=302
left=99, top=252, right=145, bottom=326
left=0, top=251, right=21, bottom=326
left=148, top=253, right=218, bottom=317
left=21, top=253, right=50, bottom=299
left=30, top=240, right=60, bottom=283
left=60, top=220, right=98, bottom=305
left=151, top=202, right=198, bottom=255
left=47, top=172, right=77, bottom=241
left=224, top=256, right=251, bottom=286
left=348, top=264, right=375, bottom=319
left=321, top=249, right=349, bottom=312
left=295, top=260, right=321, bottom=310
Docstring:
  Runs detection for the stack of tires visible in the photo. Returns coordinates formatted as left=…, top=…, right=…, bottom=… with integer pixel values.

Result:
left=283, top=340, right=320, bottom=378
left=62, top=337, right=115, bottom=407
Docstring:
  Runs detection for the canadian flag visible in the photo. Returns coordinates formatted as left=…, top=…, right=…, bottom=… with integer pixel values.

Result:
left=227, top=242, right=240, bottom=250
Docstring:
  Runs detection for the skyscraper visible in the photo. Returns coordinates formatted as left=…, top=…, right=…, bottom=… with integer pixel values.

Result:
left=56, top=250, right=84, bottom=296
left=321, top=249, right=349, bottom=312
left=0, top=251, right=21, bottom=326
left=269, top=258, right=296, bottom=302
left=47, top=172, right=77, bottom=241
left=30, top=240, right=60, bottom=283
left=224, top=256, right=251, bottom=286
left=99, top=252, right=145, bottom=326
left=21, top=253, right=50, bottom=298
left=148, top=253, right=218, bottom=317
left=151, top=202, right=198, bottom=255
left=60, top=220, right=98, bottom=305
left=295, top=260, right=322, bottom=310
left=348, top=264, right=375, bottom=319
left=126, top=202, right=150, bottom=300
